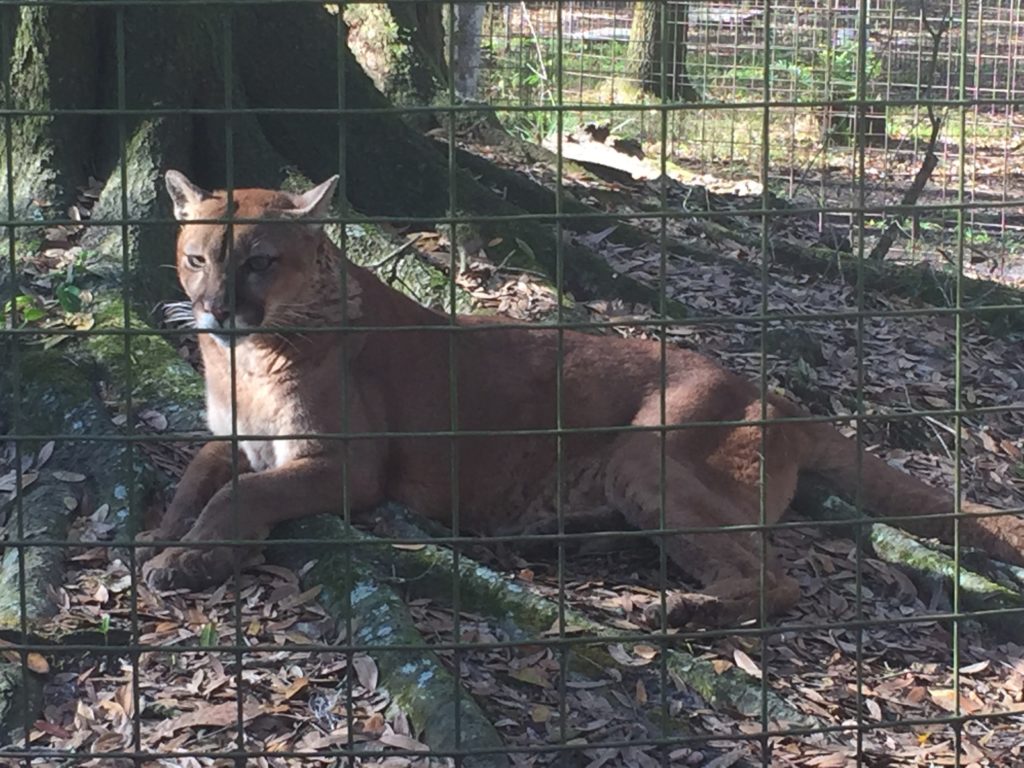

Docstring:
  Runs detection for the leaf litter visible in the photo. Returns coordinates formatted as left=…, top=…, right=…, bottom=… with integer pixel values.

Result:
left=13, top=545, right=449, bottom=767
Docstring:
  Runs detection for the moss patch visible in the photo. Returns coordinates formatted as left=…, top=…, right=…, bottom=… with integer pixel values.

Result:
left=86, top=297, right=204, bottom=407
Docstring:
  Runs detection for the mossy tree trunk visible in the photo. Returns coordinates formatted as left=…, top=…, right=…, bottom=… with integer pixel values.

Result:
left=627, top=1, right=702, bottom=102
left=0, top=4, right=99, bottom=218
left=344, top=3, right=447, bottom=118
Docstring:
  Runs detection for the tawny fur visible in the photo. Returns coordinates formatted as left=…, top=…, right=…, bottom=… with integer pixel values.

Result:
left=140, top=173, right=1024, bottom=627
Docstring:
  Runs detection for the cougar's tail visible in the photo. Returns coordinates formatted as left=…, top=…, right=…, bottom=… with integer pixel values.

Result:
left=803, top=423, right=1024, bottom=569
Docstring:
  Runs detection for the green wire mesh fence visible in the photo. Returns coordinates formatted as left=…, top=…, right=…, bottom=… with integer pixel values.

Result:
left=0, top=0, right=1023, bottom=765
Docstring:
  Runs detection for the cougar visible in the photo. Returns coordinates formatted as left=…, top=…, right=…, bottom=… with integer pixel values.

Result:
left=138, top=171, right=1024, bottom=626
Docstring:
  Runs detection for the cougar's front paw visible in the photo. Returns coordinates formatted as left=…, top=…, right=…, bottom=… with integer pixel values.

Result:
left=134, top=511, right=201, bottom=563
left=142, top=545, right=240, bottom=592
left=134, top=528, right=171, bottom=564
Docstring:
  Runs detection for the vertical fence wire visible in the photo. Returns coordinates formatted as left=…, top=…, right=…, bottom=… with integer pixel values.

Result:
left=953, top=0, right=971, bottom=763
left=335, top=5, right=357, bottom=765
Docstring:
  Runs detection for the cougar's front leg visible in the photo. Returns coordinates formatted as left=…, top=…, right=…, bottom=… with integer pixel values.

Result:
left=136, top=441, right=249, bottom=563
left=142, top=453, right=384, bottom=591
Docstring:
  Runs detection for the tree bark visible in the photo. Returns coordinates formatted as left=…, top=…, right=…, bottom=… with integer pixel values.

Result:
left=344, top=3, right=446, bottom=117
left=452, top=3, right=485, bottom=100
left=627, top=1, right=702, bottom=102
left=0, top=5, right=98, bottom=216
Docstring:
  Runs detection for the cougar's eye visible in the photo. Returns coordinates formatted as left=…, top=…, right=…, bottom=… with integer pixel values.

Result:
left=185, top=253, right=206, bottom=269
left=246, top=254, right=275, bottom=273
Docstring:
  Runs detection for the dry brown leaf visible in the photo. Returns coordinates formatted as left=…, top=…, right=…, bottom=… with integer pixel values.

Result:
left=635, top=678, right=648, bottom=705
left=115, top=683, right=134, bottom=719
left=162, top=700, right=262, bottom=734
left=362, top=712, right=386, bottom=734
left=0, top=640, right=49, bottom=674
left=379, top=732, right=429, bottom=751
left=0, top=470, right=38, bottom=493
left=138, top=409, right=168, bottom=432
left=35, top=441, right=55, bottom=467
left=632, top=644, right=659, bottom=660
left=510, top=666, right=551, bottom=688
left=929, top=688, right=981, bottom=714
left=865, top=698, right=882, bottom=721
left=280, top=676, right=309, bottom=701
left=959, top=660, right=990, bottom=675
left=711, top=658, right=734, bottom=674
left=52, top=470, right=86, bottom=483
left=278, top=584, right=323, bottom=610
left=352, top=654, right=379, bottom=692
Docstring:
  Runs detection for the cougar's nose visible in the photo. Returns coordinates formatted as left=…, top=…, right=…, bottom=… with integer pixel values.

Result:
left=207, top=300, right=230, bottom=325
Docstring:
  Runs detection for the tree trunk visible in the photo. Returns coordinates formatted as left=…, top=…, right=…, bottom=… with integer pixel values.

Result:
left=344, top=3, right=446, bottom=117
left=627, top=1, right=702, bottom=102
left=452, top=3, right=485, bottom=100
left=0, top=5, right=99, bottom=217
left=1, top=3, right=681, bottom=323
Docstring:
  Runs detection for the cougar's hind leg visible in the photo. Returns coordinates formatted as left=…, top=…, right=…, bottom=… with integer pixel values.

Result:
left=509, top=506, right=627, bottom=558
left=605, top=433, right=800, bottom=627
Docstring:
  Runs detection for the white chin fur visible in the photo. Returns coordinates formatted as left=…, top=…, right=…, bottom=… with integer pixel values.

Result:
left=194, top=311, right=250, bottom=346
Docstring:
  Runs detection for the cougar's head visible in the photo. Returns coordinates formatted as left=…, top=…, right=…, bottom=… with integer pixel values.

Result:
left=164, top=170, right=339, bottom=347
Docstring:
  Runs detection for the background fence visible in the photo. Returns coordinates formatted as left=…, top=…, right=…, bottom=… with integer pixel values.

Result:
left=479, top=0, right=1024, bottom=280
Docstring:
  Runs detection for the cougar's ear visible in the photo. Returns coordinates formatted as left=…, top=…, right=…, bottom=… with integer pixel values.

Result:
left=165, top=170, right=213, bottom=221
left=285, top=175, right=339, bottom=230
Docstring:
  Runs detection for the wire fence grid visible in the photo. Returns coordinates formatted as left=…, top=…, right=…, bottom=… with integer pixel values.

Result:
left=0, top=0, right=1022, bottom=766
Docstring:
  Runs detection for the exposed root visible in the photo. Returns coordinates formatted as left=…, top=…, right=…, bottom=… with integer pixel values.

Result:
left=271, top=515, right=510, bottom=768
left=794, top=476, right=1024, bottom=636
left=356, top=504, right=819, bottom=728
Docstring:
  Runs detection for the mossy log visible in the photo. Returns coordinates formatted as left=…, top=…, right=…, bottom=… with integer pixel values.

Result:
left=271, top=515, right=509, bottom=768
left=357, top=504, right=817, bottom=728
left=793, top=476, right=1024, bottom=635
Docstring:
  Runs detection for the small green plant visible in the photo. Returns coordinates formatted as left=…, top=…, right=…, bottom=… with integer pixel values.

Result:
left=199, top=621, right=218, bottom=647
left=2, top=294, right=45, bottom=324
left=99, top=613, right=111, bottom=642
left=824, top=36, right=882, bottom=101
left=962, top=227, right=992, bottom=245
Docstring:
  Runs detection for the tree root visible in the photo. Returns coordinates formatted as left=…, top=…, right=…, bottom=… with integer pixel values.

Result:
left=452, top=140, right=1024, bottom=333
left=353, top=503, right=818, bottom=728
left=793, top=476, right=1024, bottom=636
left=271, top=515, right=509, bottom=768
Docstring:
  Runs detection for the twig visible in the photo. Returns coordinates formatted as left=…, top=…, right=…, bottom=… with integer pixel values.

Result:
left=520, top=1, right=554, bottom=107
left=921, top=415, right=955, bottom=460
left=868, top=11, right=949, bottom=261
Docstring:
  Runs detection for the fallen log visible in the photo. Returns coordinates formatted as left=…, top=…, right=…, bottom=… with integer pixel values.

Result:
left=271, top=515, right=511, bottom=768
left=357, top=503, right=818, bottom=729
